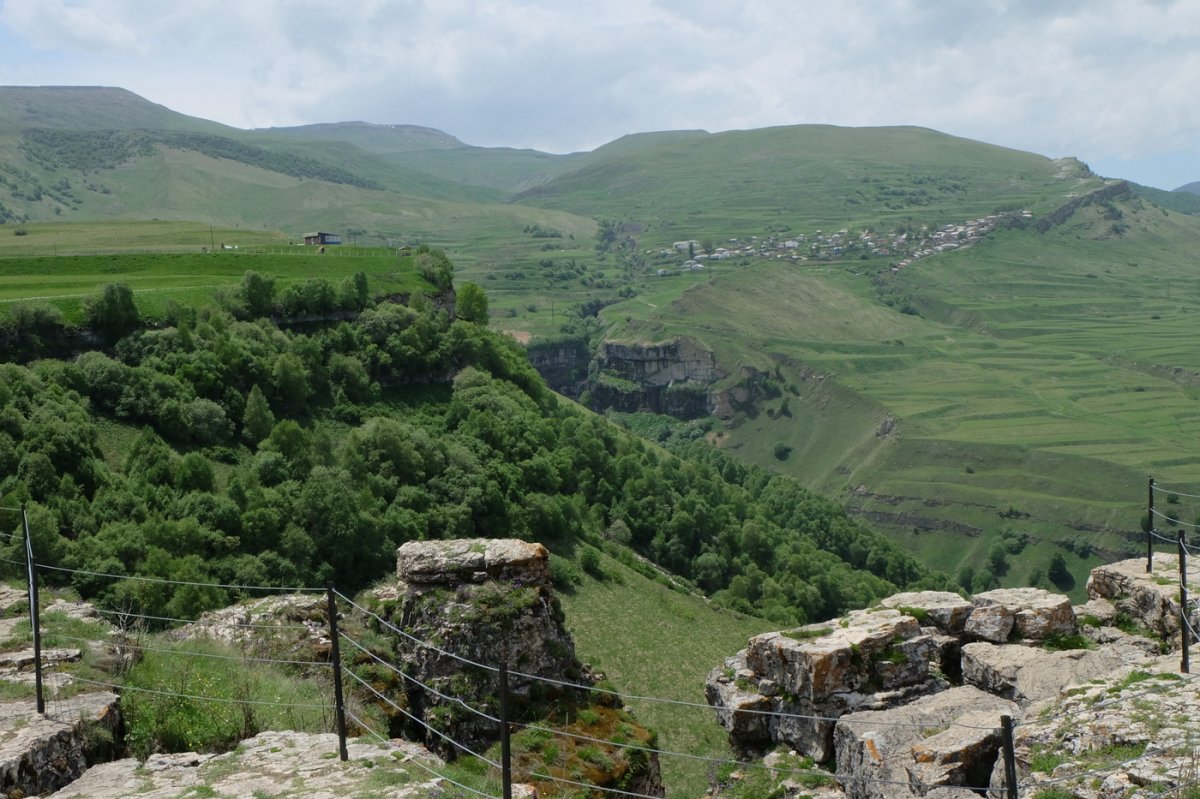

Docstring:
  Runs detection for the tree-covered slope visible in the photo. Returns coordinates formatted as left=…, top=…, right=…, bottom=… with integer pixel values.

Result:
left=0, top=252, right=937, bottom=628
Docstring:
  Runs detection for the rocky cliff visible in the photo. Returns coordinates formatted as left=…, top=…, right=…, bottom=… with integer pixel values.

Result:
left=707, top=558, right=1200, bottom=799
left=585, top=337, right=722, bottom=418
left=356, top=538, right=665, bottom=797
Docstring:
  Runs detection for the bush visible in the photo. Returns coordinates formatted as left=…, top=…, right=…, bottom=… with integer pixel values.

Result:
left=773, top=443, right=792, bottom=461
left=549, top=554, right=581, bottom=590
left=580, top=547, right=603, bottom=578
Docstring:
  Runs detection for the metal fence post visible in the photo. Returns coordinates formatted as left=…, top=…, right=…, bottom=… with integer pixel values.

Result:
left=1147, top=477, right=1155, bottom=573
left=1179, top=530, right=1190, bottom=674
left=499, top=661, right=512, bottom=799
left=1001, top=714, right=1019, bottom=799
left=325, top=584, right=349, bottom=761
left=21, top=504, right=44, bottom=715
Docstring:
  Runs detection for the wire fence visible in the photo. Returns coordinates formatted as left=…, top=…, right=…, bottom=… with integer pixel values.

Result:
left=6, top=494, right=1200, bottom=799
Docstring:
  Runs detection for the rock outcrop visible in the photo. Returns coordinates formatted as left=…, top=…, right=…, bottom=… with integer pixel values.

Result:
left=46, top=730, right=442, bottom=799
left=1087, top=551, right=1200, bottom=642
left=364, top=538, right=664, bottom=797
left=834, top=686, right=1018, bottom=799
left=586, top=337, right=722, bottom=418
left=707, top=573, right=1172, bottom=799
left=0, top=693, right=122, bottom=797
left=707, top=608, right=943, bottom=762
left=985, top=656, right=1198, bottom=798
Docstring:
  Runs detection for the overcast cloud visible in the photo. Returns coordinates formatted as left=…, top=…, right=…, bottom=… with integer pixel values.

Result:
left=0, top=0, right=1197, bottom=188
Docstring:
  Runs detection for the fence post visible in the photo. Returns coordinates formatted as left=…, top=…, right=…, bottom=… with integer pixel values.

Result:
left=1179, top=530, right=1190, bottom=674
left=21, top=504, right=44, bottom=715
left=1147, top=477, right=1155, bottom=573
left=325, top=584, right=349, bottom=761
left=1001, top=714, right=1018, bottom=799
left=499, top=661, right=512, bottom=799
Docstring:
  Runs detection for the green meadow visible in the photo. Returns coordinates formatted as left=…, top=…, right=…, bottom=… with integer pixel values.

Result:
left=559, top=547, right=773, bottom=797
left=591, top=191, right=1200, bottom=591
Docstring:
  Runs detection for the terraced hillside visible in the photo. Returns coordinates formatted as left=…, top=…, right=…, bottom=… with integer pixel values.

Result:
left=593, top=183, right=1200, bottom=589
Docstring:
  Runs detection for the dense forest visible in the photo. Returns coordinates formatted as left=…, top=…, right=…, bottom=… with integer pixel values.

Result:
left=0, top=250, right=944, bottom=624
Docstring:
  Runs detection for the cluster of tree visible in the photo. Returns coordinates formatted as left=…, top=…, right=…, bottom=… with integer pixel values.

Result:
left=0, top=263, right=939, bottom=626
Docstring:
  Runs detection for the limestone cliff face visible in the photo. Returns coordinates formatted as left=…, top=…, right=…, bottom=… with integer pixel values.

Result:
left=525, top=336, right=591, bottom=395
left=585, top=337, right=723, bottom=418
left=361, top=538, right=664, bottom=797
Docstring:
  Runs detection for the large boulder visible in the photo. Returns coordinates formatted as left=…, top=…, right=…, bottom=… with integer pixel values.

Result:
left=834, top=685, right=1019, bottom=799
left=880, top=592, right=974, bottom=636
left=396, top=538, right=550, bottom=587
left=1087, top=553, right=1200, bottom=644
left=961, top=642, right=1135, bottom=703
left=966, top=588, right=1076, bottom=643
left=708, top=608, right=944, bottom=762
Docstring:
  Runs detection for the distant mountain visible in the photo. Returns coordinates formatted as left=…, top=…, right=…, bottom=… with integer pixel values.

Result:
left=1130, top=181, right=1200, bottom=214
left=0, top=86, right=235, bottom=133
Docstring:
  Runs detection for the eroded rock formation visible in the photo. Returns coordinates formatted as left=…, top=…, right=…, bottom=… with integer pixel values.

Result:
left=707, top=572, right=1177, bottom=799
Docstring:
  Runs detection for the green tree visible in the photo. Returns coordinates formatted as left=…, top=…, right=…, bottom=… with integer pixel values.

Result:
left=175, top=452, right=215, bottom=493
left=242, top=385, right=275, bottom=445
left=271, top=353, right=311, bottom=414
left=84, top=283, right=140, bottom=341
left=1048, top=552, right=1071, bottom=587
left=239, top=271, right=276, bottom=317
left=455, top=282, right=489, bottom=325
left=987, top=541, right=1009, bottom=576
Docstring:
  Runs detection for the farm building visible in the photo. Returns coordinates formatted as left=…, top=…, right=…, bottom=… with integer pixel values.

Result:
left=303, top=232, right=342, bottom=246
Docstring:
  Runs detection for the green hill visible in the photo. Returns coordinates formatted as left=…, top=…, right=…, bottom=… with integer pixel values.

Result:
left=514, top=124, right=1099, bottom=234
left=4, top=86, right=1198, bottom=593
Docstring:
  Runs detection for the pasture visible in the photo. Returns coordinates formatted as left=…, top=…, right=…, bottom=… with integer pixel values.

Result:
left=0, top=221, right=425, bottom=321
left=594, top=193, right=1200, bottom=590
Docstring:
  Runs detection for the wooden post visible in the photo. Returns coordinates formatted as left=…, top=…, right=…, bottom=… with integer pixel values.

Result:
left=1147, top=477, right=1155, bottom=573
left=499, top=661, right=512, bottom=799
left=21, top=504, right=44, bottom=715
left=325, top=584, right=349, bottom=761
left=1001, top=714, right=1019, bottom=799
left=1180, top=530, right=1190, bottom=674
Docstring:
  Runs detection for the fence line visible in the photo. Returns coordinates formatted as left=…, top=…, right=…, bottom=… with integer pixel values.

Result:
left=7, top=482, right=1200, bottom=798
left=37, top=561, right=325, bottom=593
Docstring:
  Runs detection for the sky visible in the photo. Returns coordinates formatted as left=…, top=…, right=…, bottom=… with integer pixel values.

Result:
left=0, top=0, right=1197, bottom=190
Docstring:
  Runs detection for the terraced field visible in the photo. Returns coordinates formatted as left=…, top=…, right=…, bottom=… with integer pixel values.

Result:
left=595, top=190, right=1200, bottom=588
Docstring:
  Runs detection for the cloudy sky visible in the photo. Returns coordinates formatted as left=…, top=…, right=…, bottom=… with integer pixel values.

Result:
left=0, top=0, right=1197, bottom=189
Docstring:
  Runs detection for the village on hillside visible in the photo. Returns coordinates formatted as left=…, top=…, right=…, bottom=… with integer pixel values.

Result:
left=655, top=209, right=1030, bottom=275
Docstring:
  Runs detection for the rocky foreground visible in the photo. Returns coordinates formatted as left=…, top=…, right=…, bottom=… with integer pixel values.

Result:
left=5, top=547, right=1200, bottom=798
left=707, top=552, right=1200, bottom=799
left=45, top=730, right=444, bottom=799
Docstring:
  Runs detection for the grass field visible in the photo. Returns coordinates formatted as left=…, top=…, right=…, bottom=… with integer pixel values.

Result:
left=586, top=191, right=1200, bottom=593
left=558, top=548, right=772, bottom=797
left=0, top=221, right=435, bottom=321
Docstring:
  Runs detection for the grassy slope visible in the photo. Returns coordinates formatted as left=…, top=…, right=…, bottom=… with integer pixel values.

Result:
left=0, top=229, right=436, bottom=322
left=517, top=125, right=1098, bottom=237
left=559, top=548, right=772, bottom=797
left=596, top=191, right=1200, bottom=592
